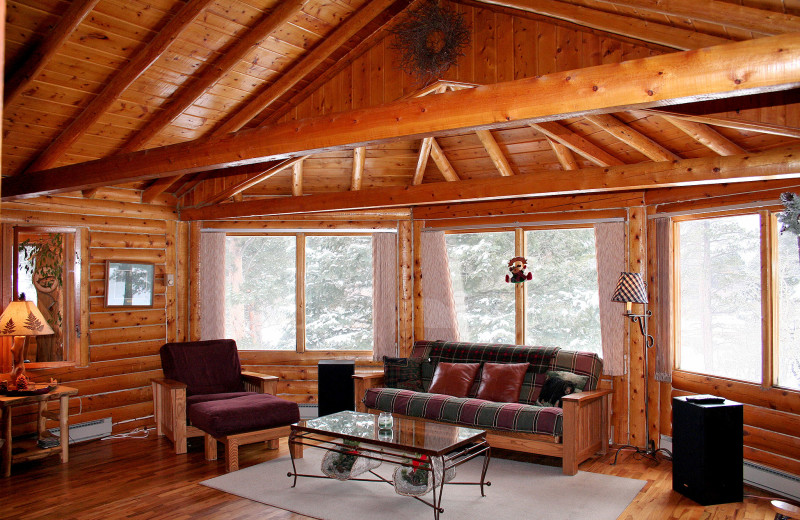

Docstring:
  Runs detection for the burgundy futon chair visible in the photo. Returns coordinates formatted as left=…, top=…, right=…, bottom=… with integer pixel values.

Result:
left=151, top=339, right=301, bottom=471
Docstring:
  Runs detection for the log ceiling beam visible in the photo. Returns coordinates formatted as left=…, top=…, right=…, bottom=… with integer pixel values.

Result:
left=545, top=136, right=580, bottom=170
left=476, top=130, right=515, bottom=176
left=640, top=109, right=800, bottom=139
left=4, top=0, right=100, bottom=107
left=5, top=34, right=800, bottom=200
left=430, top=139, right=461, bottom=182
left=585, top=113, right=680, bottom=162
left=180, top=146, right=800, bottom=220
left=292, top=159, right=304, bottom=197
left=351, top=147, right=366, bottom=191
left=141, top=176, right=180, bottom=204
left=656, top=114, right=746, bottom=156
left=475, top=0, right=729, bottom=50
left=24, top=0, right=214, bottom=173
left=199, top=158, right=304, bottom=207
left=412, top=138, right=434, bottom=185
left=531, top=121, right=624, bottom=166
left=590, top=0, right=800, bottom=36
left=213, top=0, right=400, bottom=136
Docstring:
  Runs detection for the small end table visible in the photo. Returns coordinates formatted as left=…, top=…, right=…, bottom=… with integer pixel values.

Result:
left=0, top=385, right=79, bottom=477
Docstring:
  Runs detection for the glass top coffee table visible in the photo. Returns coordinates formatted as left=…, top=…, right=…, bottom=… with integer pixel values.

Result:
left=288, top=410, right=491, bottom=519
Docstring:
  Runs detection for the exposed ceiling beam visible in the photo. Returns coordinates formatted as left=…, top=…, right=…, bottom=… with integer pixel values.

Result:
left=545, top=136, right=579, bottom=170
left=590, top=0, right=800, bottom=36
left=412, top=137, right=434, bottom=185
left=213, top=0, right=400, bottom=136
left=531, top=121, right=624, bottom=166
left=4, top=0, right=100, bottom=107
left=198, top=158, right=304, bottom=207
left=24, top=0, right=214, bottom=173
left=142, top=176, right=180, bottom=204
left=640, top=109, right=800, bottom=139
left=657, top=115, right=746, bottom=156
left=476, top=130, right=515, bottom=176
left=475, top=0, right=729, bottom=50
left=430, top=139, right=461, bottom=181
left=584, top=113, right=680, bottom=161
left=180, top=145, right=800, bottom=219
left=351, top=147, right=366, bottom=191
left=292, top=159, right=304, bottom=197
left=5, top=34, right=800, bottom=200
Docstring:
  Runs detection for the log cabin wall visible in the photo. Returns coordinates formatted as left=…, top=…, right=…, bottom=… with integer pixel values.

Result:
left=0, top=189, right=188, bottom=437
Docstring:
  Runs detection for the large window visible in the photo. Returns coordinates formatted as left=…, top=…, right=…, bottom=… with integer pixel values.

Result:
left=224, top=234, right=373, bottom=351
left=675, top=212, right=800, bottom=391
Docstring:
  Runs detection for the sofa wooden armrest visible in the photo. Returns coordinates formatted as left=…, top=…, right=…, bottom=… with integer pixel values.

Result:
left=353, top=371, right=385, bottom=412
left=561, top=388, right=612, bottom=475
left=241, top=371, right=278, bottom=394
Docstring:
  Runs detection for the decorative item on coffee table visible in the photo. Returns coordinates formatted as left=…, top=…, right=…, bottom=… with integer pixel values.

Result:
left=321, top=439, right=381, bottom=481
left=393, top=454, right=456, bottom=497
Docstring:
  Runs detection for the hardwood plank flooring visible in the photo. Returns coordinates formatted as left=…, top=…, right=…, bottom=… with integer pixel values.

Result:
left=0, top=432, right=784, bottom=519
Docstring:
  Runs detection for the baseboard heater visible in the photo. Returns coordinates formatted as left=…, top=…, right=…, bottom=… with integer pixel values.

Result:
left=298, top=404, right=318, bottom=420
left=48, top=417, right=112, bottom=444
left=661, top=435, right=800, bottom=502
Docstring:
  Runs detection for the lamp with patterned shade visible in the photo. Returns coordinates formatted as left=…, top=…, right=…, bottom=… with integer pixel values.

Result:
left=610, top=272, right=671, bottom=464
left=0, top=295, right=54, bottom=385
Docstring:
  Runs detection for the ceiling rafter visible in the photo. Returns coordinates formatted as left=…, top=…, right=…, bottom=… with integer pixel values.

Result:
left=545, top=136, right=579, bottom=170
left=430, top=139, right=461, bottom=182
left=4, top=0, right=101, bottom=107
left=351, top=147, right=366, bottom=191
left=474, top=0, right=729, bottom=50
left=640, top=109, right=800, bottom=139
left=657, top=115, right=746, bottom=156
left=584, top=113, right=680, bottom=162
left=5, top=33, right=800, bottom=200
left=530, top=121, right=625, bottom=166
left=476, top=130, right=516, bottom=176
left=199, top=158, right=305, bottom=207
left=23, top=0, right=215, bottom=174
left=413, top=137, right=435, bottom=185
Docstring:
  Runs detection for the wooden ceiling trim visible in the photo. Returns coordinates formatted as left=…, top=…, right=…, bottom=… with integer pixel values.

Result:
left=351, top=147, right=366, bottom=191
left=292, top=159, right=304, bottom=197
left=475, top=129, right=516, bottom=176
left=198, top=157, right=305, bottom=207
left=545, top=136, right=580, bottom=170
left=6, top=34, right=800, bottom=200
left=413, top=137, right=435, bottom=185
left=23, top=0, right=215, bottom=174
left=116, top=0, right=306, bottom=155
left=590, top=0, right=800, bottom=36
left=212, top=0, right=401, bottom=137
left=531, top=121, right=624, bottom=166
left=4, top=0, right=101, bottom=107
left=430, top=139, right=461, bottom=182
left=657, top=115, right=746, bottom=156
left=180, top=145, right=800, bottom=219
left=474, top=0, right=730, bottom=50
left=640, top=109, right=800, bottom=139
left=584, top=113, right=680, bottom=161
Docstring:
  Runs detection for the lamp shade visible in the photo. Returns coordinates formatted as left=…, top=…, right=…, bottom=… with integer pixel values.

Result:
left=611, top=272, right=648, bottom=304
left=0, top=299, right=54, bottom=336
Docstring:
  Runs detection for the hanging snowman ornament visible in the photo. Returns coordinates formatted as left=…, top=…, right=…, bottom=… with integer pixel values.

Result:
left=505, top=256, right=532, bottom=284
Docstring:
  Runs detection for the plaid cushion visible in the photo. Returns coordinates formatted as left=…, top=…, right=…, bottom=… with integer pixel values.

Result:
left=383, top=356, right=424, bottom=392
left=410, top=340, right=560, bottom=405
left=549, top=350, right=603, bottom=391
left=364, top=387, right=564, bottom=436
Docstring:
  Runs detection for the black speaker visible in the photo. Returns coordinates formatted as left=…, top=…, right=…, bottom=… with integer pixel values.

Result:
left=672, top=395, right=744, bottom=505
left=317, top=360, right=355, bottom=417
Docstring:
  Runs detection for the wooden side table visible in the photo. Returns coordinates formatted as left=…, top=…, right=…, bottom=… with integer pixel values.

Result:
left=0, top=385, right=79, bottom=477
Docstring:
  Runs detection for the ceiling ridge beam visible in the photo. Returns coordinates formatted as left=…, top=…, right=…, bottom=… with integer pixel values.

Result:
left=4, top=0, right=101, bottom=107
left=474, top=0, right=729, bottom=50
left=656, top=114, right=746, bottom=156
left=545, top=136, right=579, bottom=170
left=476, top=129, right=515, bottom=176
left=6, top=33, right=800, bottom=200
left=24, top=0, right=215, bottom=173
left=212, top=0, right=400, bottom=136
left=531, top=121, right=625, bottom=166
left=589, top=0, right=800, bottom=36
left=180, top=145, right=800, bottom=219
left=584, top=113, right=680, bottom=161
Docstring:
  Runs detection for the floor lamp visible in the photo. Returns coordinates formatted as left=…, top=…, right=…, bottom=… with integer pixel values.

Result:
left=610, top=272, right=672, bottom=464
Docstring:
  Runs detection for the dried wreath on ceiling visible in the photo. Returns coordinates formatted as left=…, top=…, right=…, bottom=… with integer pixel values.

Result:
left=390, top=0, right=471, bottom=86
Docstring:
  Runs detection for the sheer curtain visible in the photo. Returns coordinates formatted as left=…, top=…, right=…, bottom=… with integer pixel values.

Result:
left=200, top=232, right=226, bottom=340
left=372, top=233, right=398, bottom=360
left=594, top=222, right=626, bottom=375
left=654, top=217, right=673, bottom=382
left=420, top=231, right=459, bottom=342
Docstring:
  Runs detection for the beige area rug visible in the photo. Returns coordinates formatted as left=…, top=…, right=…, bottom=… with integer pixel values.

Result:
left=201, top=450, right=646, bottom=520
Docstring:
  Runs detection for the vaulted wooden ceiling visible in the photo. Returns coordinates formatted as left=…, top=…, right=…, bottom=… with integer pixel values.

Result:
left=4, top=0, right=800, bottom=217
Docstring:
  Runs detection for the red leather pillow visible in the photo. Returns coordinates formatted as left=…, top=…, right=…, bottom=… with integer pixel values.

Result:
left=476, top=362, right=530, bottom=403
left=428, top=362, right=481, bottom=398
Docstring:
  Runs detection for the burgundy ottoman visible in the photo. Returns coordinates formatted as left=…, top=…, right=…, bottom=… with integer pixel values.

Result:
left=188, top=394, right=301, bottom=472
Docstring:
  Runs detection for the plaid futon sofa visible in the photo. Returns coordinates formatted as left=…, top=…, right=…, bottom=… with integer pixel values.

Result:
left=357, top=340, right=610, bottom=475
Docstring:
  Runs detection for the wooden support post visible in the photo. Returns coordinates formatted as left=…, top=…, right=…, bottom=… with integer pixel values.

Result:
left=627, top=206, right=647, bottom=448
left=398, top=221, right=413, bottom=356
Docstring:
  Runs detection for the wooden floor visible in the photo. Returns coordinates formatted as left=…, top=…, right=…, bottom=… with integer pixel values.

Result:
left=0, top=431, right=784, bottom=520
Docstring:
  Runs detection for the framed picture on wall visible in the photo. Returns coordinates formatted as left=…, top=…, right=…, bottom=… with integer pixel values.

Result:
left=105, top=261, right=155, bottom=308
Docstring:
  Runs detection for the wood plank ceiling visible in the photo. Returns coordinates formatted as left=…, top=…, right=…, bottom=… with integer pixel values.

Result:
left=4, top=0, right=800, bottom=215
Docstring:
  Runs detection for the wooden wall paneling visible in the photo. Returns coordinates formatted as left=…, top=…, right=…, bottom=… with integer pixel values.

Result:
left=513, top=16, right=537, bottom=79
left=454, top=3, right=475, bottom=82
left=537, top=22, right=557, bottom=75
left=474, top=6, right=497, bottom=85
left=398, top=220, right=413, bottom=356
left=627, top=206, right=647, bottom=448
left=495, top=12, right=514, bottom=83
left=555, top=26, right=580, bottom=73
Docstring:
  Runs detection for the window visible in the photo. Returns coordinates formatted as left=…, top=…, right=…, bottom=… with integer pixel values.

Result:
left=778, top=230, right=800, bottom=390
left=224, top=234, right=373, bottom=351
left=525, top=228, right=601, bottom=353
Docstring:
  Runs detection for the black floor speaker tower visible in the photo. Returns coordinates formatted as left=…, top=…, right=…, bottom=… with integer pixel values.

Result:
left=317, top=360, right=355, bottom=417
left=672, top=395, right=744, bottom=505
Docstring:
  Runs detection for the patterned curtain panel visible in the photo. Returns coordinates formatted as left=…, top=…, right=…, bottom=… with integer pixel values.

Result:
left=373, top=233, right=398, bottom=361
left=594, top=222, right=626, bottom=376
left=200, top=232, right=226, bottom=340
left=654, top=218, right=673, bottom=382
left=421, top=231, right=460, bottom=342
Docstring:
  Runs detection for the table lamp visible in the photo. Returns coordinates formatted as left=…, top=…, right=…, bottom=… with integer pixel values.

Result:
left=0, top=294, right=54, bottom=384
